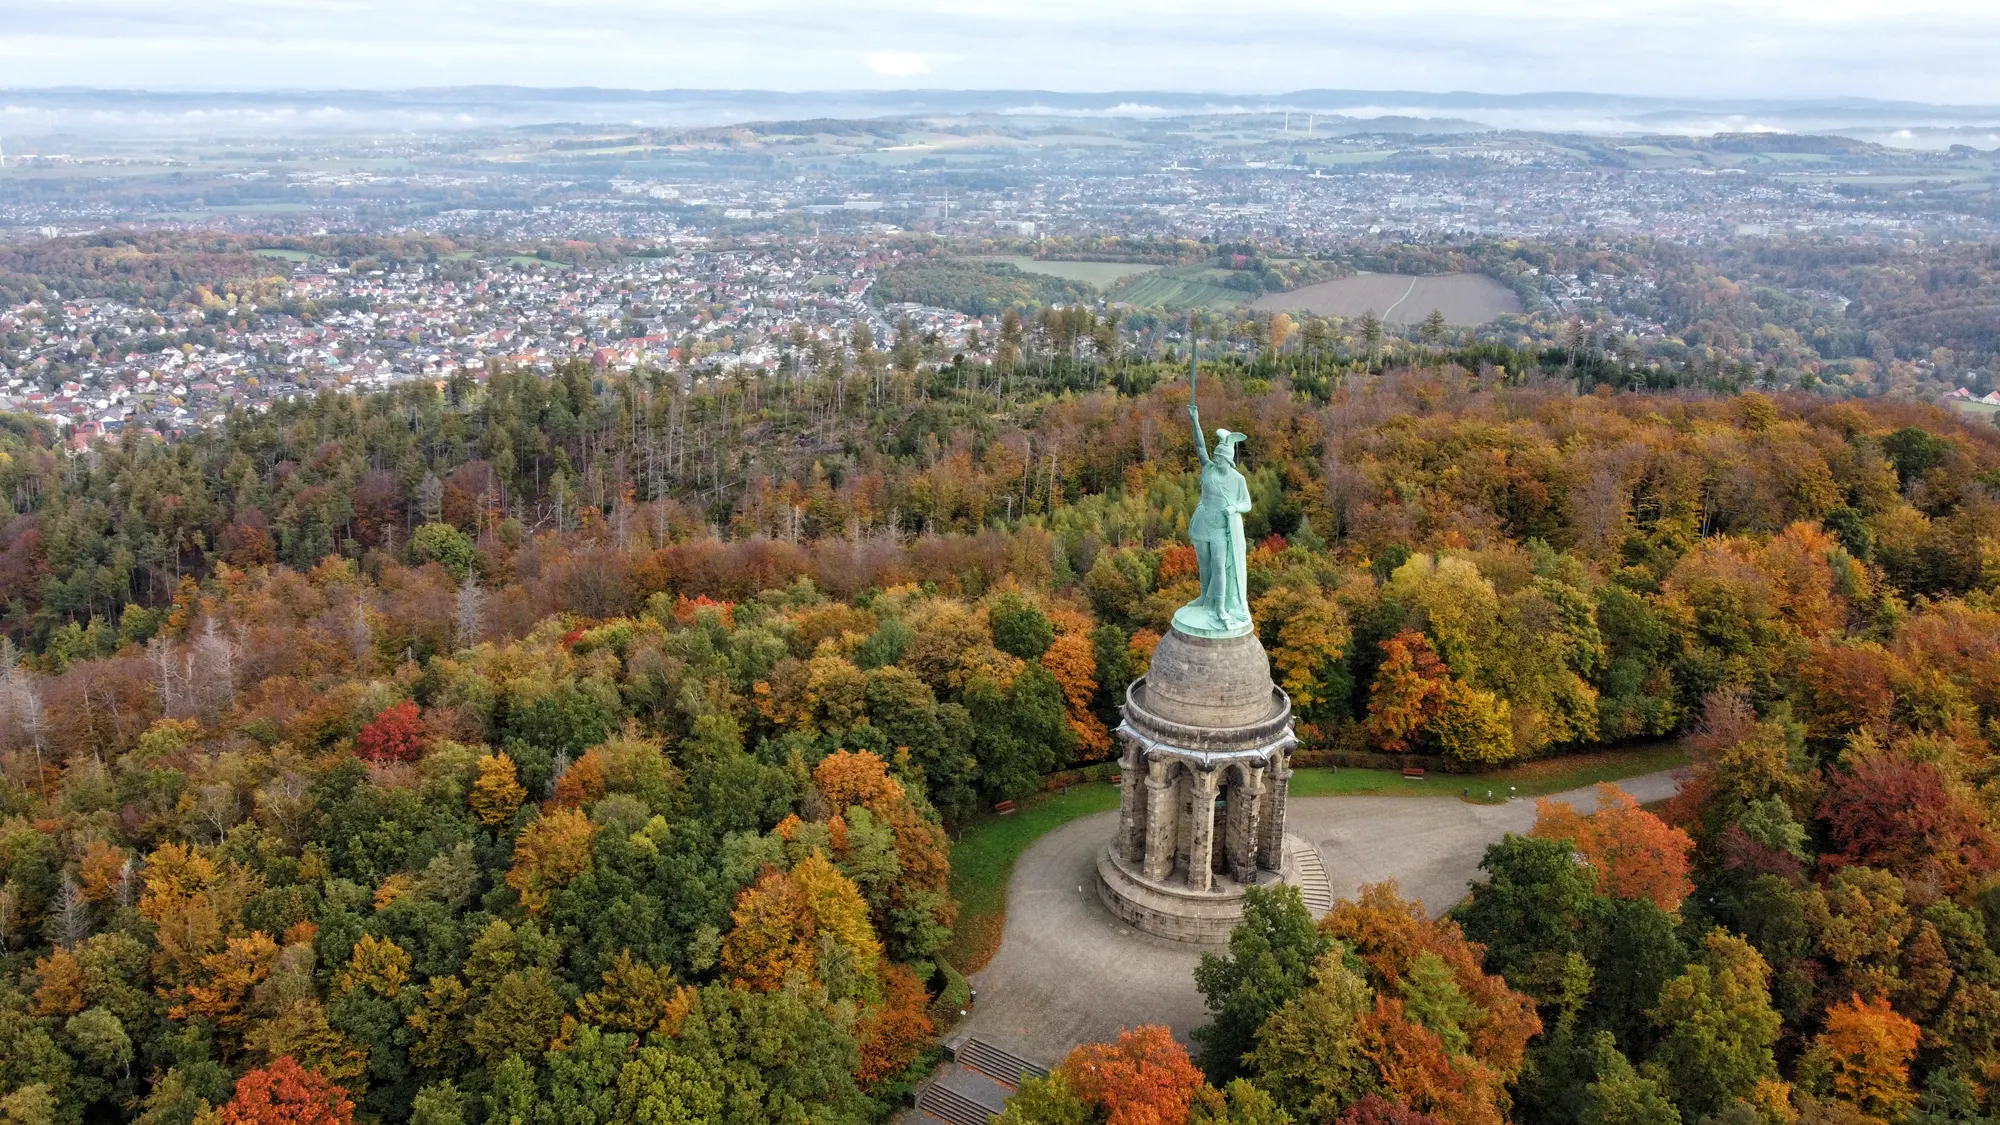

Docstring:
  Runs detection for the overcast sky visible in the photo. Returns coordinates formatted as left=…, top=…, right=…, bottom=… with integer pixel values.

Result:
left=5, top=0, right=1998, bottom=103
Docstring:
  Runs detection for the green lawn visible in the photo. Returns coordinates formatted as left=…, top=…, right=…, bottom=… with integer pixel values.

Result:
left=942, top=783, right=1120, bottom=972
left=939, top=741, right=1688, bottom=972
left=1289, top=741, right=1690, bottom=803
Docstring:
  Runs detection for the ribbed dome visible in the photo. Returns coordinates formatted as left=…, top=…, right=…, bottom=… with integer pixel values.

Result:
left=1123, top=627, right=1289, bottom=747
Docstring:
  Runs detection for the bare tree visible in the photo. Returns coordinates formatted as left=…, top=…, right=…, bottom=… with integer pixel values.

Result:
left=417, top=470, right=445, bottom=523
left=0, top=655, right=50, bottom=799
left=348, top=602, right=374, bottom=669
left=191, top=619, right=241, bottom=720
left=256, top=770, right=313, bottom=848
left=46, top=875, right=89, bottom=950
left=455, top=579, right=485, bottom=649
left=199, top=783, right=239, bottom=842
left=146, top=636, right=184, bottom=717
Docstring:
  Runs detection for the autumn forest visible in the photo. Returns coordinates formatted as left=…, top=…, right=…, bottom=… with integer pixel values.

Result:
left=2, top=348, right=2000, bottom=1125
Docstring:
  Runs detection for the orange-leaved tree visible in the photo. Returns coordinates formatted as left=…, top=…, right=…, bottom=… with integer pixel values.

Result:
left=1042, top=630, right=1111, bottom=759
left=78, top=838, right=131, bottom=903
left=1807, top=993, right=1921, bottom=1123
left=1356, top=995, right=1499, bottom=1125
left=1321, top=882, right=1541, bottom=1125
left=1365, top=631, right=1451, bottom=753
left=721, top=850, right=881, bottom=1001
left=1057, top=1024, right=1208, bottom=1125
left=219, top=1056, right=354, bottom=1125
left=811, top=750, right=955, bottom=956
left=857, top=961, right=935, bottom=1083
left=550, top=747, right=608, bottom=808
left=1531, top=783, right=1694, bottom=912
left=29, top=947, right=85, bottom=1017
left=720, top=866, right=817, bottom=991
left=173, top=931, right=281, bottom=1034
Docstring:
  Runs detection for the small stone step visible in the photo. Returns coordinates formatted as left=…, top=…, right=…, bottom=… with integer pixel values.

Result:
left=1291, top=843, right=1335, bottom=913
left=955, top=1036, right=1049, bottom=1089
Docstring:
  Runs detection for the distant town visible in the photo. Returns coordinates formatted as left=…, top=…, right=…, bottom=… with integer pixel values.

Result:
left=4, top=108, right=1999, bottom=446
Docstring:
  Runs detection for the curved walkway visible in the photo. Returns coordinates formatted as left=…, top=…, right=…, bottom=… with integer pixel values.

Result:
left=955, top=769, right=1682, bottom=1066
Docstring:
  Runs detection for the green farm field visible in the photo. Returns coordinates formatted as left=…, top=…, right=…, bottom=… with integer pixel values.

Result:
left=1106, top=268, right=1248, bottom=310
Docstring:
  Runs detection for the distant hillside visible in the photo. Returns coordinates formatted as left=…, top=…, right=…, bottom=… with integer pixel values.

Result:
left=1703, top=132, right=1888, bottom=156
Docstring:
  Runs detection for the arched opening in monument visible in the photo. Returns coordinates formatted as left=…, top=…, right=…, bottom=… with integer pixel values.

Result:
left=1213, top=784, right=1233, bottom=879
left=1219, top=761, right=1264, bottom=884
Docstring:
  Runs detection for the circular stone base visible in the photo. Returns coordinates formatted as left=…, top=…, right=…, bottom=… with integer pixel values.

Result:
left=1095, top=839, right=1310, bottom=944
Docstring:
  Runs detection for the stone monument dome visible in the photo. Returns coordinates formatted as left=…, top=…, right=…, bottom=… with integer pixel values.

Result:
left=1128, top=627, right=1291, bottom=739
left=1095, top=331, right=1305, bottom=943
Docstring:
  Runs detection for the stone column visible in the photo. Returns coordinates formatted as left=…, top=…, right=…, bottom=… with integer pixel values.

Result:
left=1142, top=758, right=1179, bottom=882
left=1257, top=751, right=1291, bottom=872
left=1186, top=769, right=1220, bottom=892
left=1228, top=764, right=1265, bottom=884
left=1115, top=741, right=1147, bottom=864
left=1175, top=770, right=1193, bottom=874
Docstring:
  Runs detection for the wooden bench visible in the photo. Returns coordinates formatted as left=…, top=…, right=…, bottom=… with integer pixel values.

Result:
left=1402, top=766, right=1427, bottom=780
left=994, top=800, right=1017, bottom=816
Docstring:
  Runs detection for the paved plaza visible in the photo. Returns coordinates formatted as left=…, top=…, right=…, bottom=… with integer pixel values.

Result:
left=955, top=769, right=1684, bottom=1067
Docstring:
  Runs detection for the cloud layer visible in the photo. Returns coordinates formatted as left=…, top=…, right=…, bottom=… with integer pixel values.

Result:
left=4, top=0, right=1998, bottom=102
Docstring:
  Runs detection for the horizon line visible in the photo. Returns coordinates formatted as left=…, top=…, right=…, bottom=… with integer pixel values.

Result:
left=2, top=85, right=1996, bottom=110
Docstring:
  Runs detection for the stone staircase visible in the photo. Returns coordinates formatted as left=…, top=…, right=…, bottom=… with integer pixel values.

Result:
left=913, top=1037, right=1050, bottom=1125
left=914, top=1074, right=1007, bottom=1125
left=955, top=1037, right=1049, bottom=1086
left=1292, top=841, right=1334, bottom=914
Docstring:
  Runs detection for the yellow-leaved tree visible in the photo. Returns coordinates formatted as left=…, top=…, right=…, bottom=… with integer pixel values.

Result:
left=470, top=753, right=527, bottom=827
left=505, top=807, right=596, bottom=915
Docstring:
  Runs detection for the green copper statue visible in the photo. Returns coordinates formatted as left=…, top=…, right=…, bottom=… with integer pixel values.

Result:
left=1173, top=335, right=1255, bottom=639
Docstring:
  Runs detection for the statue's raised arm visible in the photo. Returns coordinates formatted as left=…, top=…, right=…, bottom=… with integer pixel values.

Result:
left=1188, top=324, right=1210, bottom=466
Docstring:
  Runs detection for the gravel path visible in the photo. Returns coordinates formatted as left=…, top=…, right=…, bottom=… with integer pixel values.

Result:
left=954, top=768, right=1683, bottom=1067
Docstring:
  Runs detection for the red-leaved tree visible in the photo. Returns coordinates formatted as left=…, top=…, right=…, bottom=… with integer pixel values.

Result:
left=1819, top=754, right=2000, bottom=895
left=1339, top=1093, right=1449, bottom=1125
left=357, top=699, right=426, bottom=763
